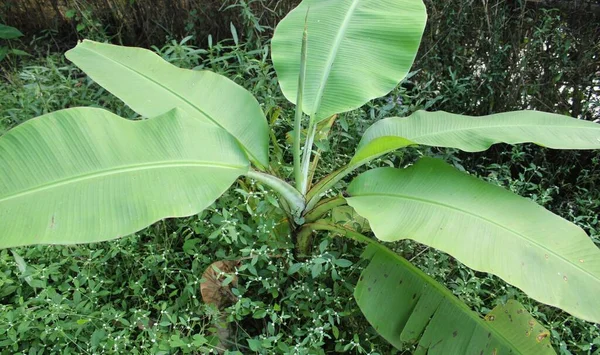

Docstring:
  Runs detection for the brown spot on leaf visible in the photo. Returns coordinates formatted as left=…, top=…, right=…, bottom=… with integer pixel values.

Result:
left=563, top=275, right=568, bottom=281
left=50, top=215, right=56, bottom=229
left=536, top=332, right=549, bottom=342
left=492, top=349, right=497, bottom=355
left=517, top=309, right=523, bottom=314
left=544, top=254, right=549, bottom=259
left=488, top=332, right=491, bottom=338
left=399, top=280, right=403, bottom=285
left=384, top=273, right=388, bottom=278
left=579, top=259, right=584, bottom=263
left=368, top=287, right=372, bottom=292
left=508, top=315, right=513, bottom=322
left=453, top=330, right=458, bottom=337
left=412, top=293, right=417, bottom=299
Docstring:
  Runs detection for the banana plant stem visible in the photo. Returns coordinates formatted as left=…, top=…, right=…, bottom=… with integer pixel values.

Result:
left=299, top=220, right=375, bottom=245
left=293, top=110, right=303, bottom=191
left=305, top=164, right=355, bottom=212
left=246, top=170, right=305, bottom=217
left=299, top=119, right=317, bottom=195
left=305, top=153, right=382, bottom=212
left=304, top=195, right=347, bottom=222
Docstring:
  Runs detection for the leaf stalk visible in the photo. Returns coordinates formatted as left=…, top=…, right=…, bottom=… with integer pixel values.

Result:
left=246, top=170, right=305, bottom=217
left=299, top=220, right=374, bottom=245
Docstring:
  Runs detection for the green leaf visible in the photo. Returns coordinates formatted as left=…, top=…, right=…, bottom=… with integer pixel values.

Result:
left=248, top=338, right=261, bottom=351
left=352, top=110, right=600, bottom=165
left=230, top=22, right=239, bottom=46
left=0, top=24, right=24, bottom=40
left=91, top=329, right=107, bottom=347
left=10, top=250, right=33, bottom=286
left=311, top=263, right=323, bottom=278
left=11, top=250, right=27, bottom=274
left=8, top=49, right=30, bottom=57
left=333, top=258, right=353, bottom=268
left=0, top=46, right=7, bottom=61
left=272, top=0, right=427, bottom=122
left=347, top=157, right=600, bottom=323
left=355, top=244, right=555, bottom=354
left=287, top=263, right=303, bottom=275
left=0, top=108, right=248, bottom=249
left=65, top=40, right=269, bottom=168
left=331, top=205, right=370, bottom=232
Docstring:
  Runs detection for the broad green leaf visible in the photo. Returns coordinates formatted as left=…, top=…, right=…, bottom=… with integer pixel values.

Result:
left=0, top=108, right=248, bottom=249
left=272, top=0, right=427, bottom=122
left=0, top=24, right=24, bottom=40
left=352, top=110, right=600, bottom=165
left=65, top=40, right=269, bottom=168
left=347, top=157, right=600, bottom=323
left=356, top=244, right=555, bottom=354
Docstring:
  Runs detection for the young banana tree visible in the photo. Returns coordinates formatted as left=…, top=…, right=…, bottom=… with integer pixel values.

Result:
left=1, top=0, right=599, bottom=352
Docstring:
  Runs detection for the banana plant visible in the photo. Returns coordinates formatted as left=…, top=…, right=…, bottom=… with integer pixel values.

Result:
left=1, top=0, right=600, bottom=352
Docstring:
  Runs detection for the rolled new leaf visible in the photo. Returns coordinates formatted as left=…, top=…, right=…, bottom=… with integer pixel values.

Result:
left=65, top=40, right=269, bottom=168
left=0, top=108, right=248, bottom=248
left=272, top=0, right=427, bottom=122
left=347, top=157, right=600, bottom=323
left=352, top=110, right=600, bottom=165
left=356, top=243, right=555, bottom=354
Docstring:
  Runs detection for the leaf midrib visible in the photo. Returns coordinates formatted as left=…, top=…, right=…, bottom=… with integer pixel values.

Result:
left=310, top=0, right=360, bottom=119
left=0, top=161, right=243, bottom=204
left=75, top=45, right=262, bottom=164
left=351, top=193, right=597, bottom=282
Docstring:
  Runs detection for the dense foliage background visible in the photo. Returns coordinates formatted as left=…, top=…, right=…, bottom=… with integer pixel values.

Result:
left=1, top=0, right=599, bottom=353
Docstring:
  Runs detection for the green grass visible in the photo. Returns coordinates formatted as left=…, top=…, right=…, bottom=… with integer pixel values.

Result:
left=1, top=34, right=599, bottom=354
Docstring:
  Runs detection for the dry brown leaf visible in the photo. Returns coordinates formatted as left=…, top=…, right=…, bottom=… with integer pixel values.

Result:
left=200, top=259, right=241, bottom=353
left=200, top=260, right=240, bottom=309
